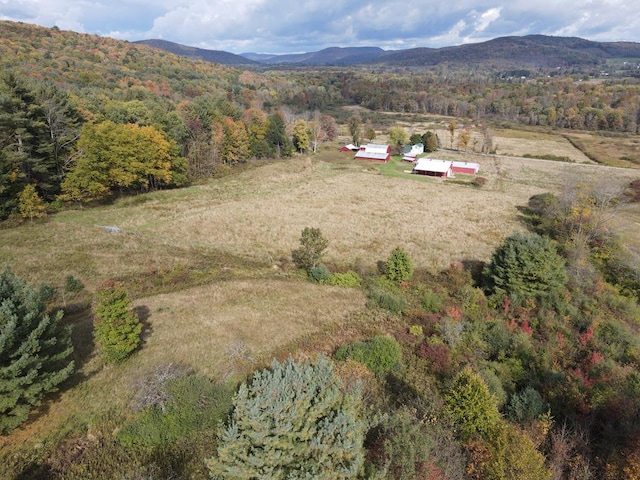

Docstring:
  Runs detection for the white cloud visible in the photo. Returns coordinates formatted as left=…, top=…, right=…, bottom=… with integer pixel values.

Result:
left=1, top=0, right=639, bottom=53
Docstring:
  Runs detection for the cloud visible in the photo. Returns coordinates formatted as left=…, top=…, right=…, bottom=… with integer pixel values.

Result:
left=1, top=0, right=639, bottom=53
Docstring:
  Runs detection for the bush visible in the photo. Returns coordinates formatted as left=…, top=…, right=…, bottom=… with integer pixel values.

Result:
left=308, top=264, right=330, bottom=283
left=421, top=289, right=444, bottom=313
left=207, top=356, right=365, bottom=479
left=368, top=287, right=407, bottom=313
left=326, top=270, right=362, bottom=287
left=384, top=247, right=414, bottom=284
left=335, top=336, right=402, bottom=374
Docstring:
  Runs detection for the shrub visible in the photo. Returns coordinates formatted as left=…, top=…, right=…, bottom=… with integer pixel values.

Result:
left=335, top=336, right=402, bottom=374
left=308, top=264, right=330, bottom=283
left=291, top=227, right=329, bottom=271
left=507, top=387, right=547, bottom=424
left=118, top=373, right=234, bottom=448
left=384, top=247, right=414, bottom=283
left=207, top=356, right=365, bottom=479
left=421, top=289, right=444, bottom=313
left=93, top=282, right=142, bottom=363
left=327, top=270, right=362, bottom=288
left=368, top=287, right=407, bottom=313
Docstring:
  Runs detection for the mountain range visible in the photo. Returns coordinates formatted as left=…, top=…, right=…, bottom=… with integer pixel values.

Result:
left=135, top=35, right=640, bottom=70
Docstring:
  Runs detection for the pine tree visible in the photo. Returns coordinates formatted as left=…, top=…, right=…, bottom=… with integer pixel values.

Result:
left=484, top=232, right=567, bottom=303
left=93, top=282, right=141, bottom=363
left=385, top=247, right=414, bottom=284
left=266, top=113, right=292, bottom=158
left=207, top=356, right=365, bottom=479
left=0, top=267, right=74, bottom=433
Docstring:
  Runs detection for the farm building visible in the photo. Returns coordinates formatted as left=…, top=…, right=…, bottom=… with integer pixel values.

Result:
left=451, top=161, right=480, bottom=175
left=403, top=154, right=418, bottom=163
left=412, top=159, right=453, bottom=177
left=354, top=143, right=391, bottom=162
left=340, top=144, right=359, bottom=152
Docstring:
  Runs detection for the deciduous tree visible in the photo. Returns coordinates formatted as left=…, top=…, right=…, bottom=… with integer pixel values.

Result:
left=292, top=227, right=329, bottom=271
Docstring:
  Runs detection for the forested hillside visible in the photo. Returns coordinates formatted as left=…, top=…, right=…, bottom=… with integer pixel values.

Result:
left=1, top=19, right=640, bottom=480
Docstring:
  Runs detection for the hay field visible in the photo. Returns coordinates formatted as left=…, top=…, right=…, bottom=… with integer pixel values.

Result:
left=94, top=152, right=639, bottom=272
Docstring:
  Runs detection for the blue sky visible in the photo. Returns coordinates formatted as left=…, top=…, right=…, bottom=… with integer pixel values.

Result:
left=1, top=0, right=639, bottom=54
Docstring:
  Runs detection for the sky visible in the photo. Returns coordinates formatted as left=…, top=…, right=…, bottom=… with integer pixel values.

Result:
left=2, top=0, right=639, bottom=54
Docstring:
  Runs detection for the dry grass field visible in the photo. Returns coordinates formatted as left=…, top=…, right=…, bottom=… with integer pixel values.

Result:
left=0, top=127, right=638, bottom=457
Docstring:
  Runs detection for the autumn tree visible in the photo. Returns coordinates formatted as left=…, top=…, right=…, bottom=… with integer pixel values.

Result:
left=61, top=121, right=185, bottom=203
left=448, top=121, right=457, bottom=148
left=0, top=267, right=74, bottom=433
left=388, top=126, right=408, bottom=150
left=207, top=356, right=365, bottom=479
left=422, top=131, right=438, bottom=152
left=292, top=118, right=310, bottom=153
left=17, top=183, right=46, bottom=221
left=220, top=117, right=250, bottom=164
left=364, top=121, right=376, bottom=141
left=320, top=114, right=338, bottom=141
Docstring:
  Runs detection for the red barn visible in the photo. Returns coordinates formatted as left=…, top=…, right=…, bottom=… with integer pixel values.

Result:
left=451, top=161, right=480, bottom=175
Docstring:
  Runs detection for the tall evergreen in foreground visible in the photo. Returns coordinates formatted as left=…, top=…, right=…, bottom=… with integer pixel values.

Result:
left=0, top=267, right=74, bottom=433
left=207, top=356, right=365, bottom=479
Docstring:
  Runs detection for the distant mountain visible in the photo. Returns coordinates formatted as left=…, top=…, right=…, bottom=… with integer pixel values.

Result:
left=374, top=35, right=640, bottom=68
left=134, top=39, right=258, bottom=66
left=135, top=34, right=640, bottom=70
left=242, top=46, right=388, bottom=65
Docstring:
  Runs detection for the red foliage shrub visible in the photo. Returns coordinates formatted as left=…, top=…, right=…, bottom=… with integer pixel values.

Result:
left=417, top=342, right=452, bottom=375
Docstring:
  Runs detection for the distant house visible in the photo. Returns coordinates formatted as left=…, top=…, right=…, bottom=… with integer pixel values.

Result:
left=354, top=143, right=391, bottom=162
left=403, top=143, right=424, bottom=156
left=402, top=154, right=418, bottom=163
left=451, top=161, right=480, bottom=175
left=412, top=159, right=453, bottom=177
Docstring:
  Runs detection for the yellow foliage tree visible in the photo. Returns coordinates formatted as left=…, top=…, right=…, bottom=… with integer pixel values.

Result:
left=18, top=184, right=46, bottom=221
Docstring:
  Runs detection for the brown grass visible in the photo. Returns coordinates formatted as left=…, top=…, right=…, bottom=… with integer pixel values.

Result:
left=1, top=126, right=639, bottom=461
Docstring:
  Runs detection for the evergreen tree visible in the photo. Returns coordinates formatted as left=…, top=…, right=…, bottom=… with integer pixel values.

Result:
left=265, top=113, right=292, bottom=158
left=93, top=282, right=141, bottom=363
left=0, top=267, right=74, bottom=433
left=484, top=232, right=567, bottom=303
left=385, top=247, right=414, bottom=284
left=207, top=356, right=365, bottom=479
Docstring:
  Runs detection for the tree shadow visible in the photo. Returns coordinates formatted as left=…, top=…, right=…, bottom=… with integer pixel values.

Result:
left=134, top=305, right=152, bottom=345
left=461, top=259, right=487, bottom=287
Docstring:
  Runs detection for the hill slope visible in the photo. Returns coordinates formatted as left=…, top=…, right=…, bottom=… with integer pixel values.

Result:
left=134, top=39, right=258, bottom=65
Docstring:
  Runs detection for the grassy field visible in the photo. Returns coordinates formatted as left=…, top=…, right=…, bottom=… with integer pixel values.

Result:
left=1, top=127, right=639, bottom=461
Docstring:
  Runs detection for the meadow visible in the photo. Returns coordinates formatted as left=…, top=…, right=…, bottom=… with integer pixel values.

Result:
left=1, top=129, right=639, bottom=466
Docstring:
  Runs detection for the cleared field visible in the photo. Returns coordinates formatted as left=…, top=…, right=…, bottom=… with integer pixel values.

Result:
left=0, top=279, right=366, bottom=451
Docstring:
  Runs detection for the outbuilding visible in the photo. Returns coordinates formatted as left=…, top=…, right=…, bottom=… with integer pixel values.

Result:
left=451, top=161, right=480, bottom=175
left=412, top=159, right=453, bottom=177
left=354, top=143, right=391, bottom=162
